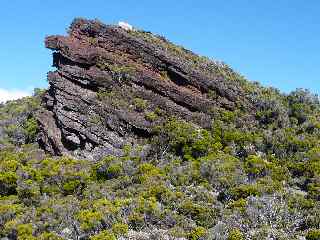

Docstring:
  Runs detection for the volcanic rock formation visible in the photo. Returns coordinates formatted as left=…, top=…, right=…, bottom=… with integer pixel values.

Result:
left=38, top=18, right=252, bottom=160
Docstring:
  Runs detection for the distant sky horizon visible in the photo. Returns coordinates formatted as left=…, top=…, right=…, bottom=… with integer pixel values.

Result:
left=0, top=0, right=319, bottom=102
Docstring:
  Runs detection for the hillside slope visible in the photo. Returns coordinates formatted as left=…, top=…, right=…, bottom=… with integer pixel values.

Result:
left=0, top=18, right=319, bottom=240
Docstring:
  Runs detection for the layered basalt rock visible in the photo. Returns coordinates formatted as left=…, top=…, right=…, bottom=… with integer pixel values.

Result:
left=38, top=18, right=252, bottom=160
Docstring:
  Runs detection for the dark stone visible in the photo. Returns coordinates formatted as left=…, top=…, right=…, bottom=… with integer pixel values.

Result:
left=37, top=18, right=253, bottom=160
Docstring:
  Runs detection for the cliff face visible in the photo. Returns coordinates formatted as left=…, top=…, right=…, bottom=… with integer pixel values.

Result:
left=38, top=18, right=252, bottom=159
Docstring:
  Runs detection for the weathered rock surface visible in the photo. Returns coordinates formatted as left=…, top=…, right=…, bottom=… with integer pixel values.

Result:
left=38, top=18, right=252, bottom=159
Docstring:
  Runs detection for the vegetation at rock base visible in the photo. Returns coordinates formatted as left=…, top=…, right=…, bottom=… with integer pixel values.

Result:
left=1, top=87, right=320, bottom=239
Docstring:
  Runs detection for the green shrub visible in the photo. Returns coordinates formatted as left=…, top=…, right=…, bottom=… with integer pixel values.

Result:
left=188, top=226, right=206, bottom=240
left=244, top=155, right=270, bottom=179
left=157, top=118, right=220, bottom=160
left=4, top=124, right=21, bottom=141
left=136, top=195, right=159, bottom=215
left=145, top=112, right=158, bottom=122
left=228, top=228, right=244, bottom=240
left=23, top=117, right=38, bottom=143
left=39, top=232, right=63, bottom=240
left=307, top=183, right=320, bottom=200
left=17, top=224, right=35, bottom=240
left=34, top=157, right=90, bottom=195
left=134, top=98, right=147, bottom=111
left=112, top=222, right=129, bottom=237
left=227, top=198, right=247, bottom=212
left=154, top=107, right=163, bottom=116
left=137, top=163, right=163, bottom=183
left=0, top=171, right=18, bottom=195
left=93, top=198, right=119, bottom=214
left=106, top=163, right=123, bottom=179
left=0, top=201, right=23, bottom=221
left=76, top=209, right=103, bottom=230
left=306, top=229, right=320, bottom=240
left=96, top=58, right=136, bottom=75
left=128, top=212, right=144, bottom=230
left=200, top=152, right=244, bottom=189
left=97, top=89, right=115, bottom=100
left=288, top=194, right=315, bottom=210
left=17, top=179, right=41, bottom=203
left=179, top=200, right=215, bottom=227
left=220, top=110, right=236, bottom=123
left=306, top=148, right=320, bottom=177
left=230, top=184, right=260, bottom=200
left=90, top=230, right=116, bottom=240
left=63, top=179, right=81, bottom=194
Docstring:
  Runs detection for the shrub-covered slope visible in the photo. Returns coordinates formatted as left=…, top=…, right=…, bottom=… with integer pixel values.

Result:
left=0, top=18, right=320, bottom=240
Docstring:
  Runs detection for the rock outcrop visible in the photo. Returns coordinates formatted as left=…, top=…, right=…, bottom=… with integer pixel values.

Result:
left=38, top=18, right=251, bottom=160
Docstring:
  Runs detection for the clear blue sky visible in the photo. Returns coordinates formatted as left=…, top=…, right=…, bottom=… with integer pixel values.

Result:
left=1, top=0, right=319, bottom=97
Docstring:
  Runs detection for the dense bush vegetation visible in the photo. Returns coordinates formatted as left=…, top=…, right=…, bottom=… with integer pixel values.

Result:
left=1, top=87, right=320, bottom=238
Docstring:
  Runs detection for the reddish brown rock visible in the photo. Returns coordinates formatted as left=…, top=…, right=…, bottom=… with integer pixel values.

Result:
left=38, top=18, right=252, bottom=159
